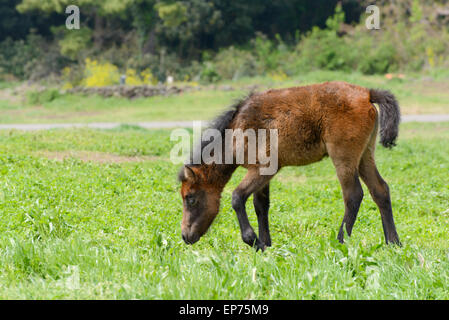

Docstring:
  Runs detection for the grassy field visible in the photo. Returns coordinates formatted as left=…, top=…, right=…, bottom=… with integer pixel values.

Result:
left=1, top=71, right=449, bottom=124
left=0, top=122, right=448, bottom=299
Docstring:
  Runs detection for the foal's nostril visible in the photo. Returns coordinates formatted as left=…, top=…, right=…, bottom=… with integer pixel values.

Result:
left=182, top=232, right=192, bottom=244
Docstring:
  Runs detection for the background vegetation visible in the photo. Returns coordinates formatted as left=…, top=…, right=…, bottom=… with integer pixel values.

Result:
left=1, top=0, right=448, bottom=86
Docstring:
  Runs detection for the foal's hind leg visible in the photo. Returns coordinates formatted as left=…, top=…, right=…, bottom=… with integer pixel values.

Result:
left=253, top=184, right=271, bottom=247
left=359, top=148, right=401, bottom=245
left=334, top=165, right=364, bottom=244
left=326, top=144, right=365, bottom=244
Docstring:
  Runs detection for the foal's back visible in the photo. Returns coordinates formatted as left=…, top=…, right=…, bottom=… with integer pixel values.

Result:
left=231, top=81, right=377, bottom=168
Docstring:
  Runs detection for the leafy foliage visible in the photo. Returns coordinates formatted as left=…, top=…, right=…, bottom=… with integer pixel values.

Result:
left=0, top=1, right=448, bottom=82
left=52, top=26, right=93, bottom=60
left=81, top=58, right=120, bottom=87
left=17, top=0, right=133, bottom=14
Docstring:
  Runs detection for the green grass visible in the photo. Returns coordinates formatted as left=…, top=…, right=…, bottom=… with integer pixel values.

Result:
left=0, top=90, right=245, bottom=124
left=0, top=71, right=448, bottom=124
left=0, top=122, right=448, bottom=299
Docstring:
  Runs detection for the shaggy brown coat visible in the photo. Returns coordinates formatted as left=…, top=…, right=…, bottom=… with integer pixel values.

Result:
left=179, top=81, right=401, bottom=250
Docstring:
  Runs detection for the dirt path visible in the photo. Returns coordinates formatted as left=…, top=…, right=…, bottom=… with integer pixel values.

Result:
left=0, top=115, right=448, bottom=131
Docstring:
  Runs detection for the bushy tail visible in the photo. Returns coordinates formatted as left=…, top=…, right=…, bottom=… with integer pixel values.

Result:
left=370, top=89, right=401, bottom=148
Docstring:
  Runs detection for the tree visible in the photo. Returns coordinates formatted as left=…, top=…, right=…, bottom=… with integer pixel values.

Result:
left=17, top=0, right=135, bottom=48
left=17, top=0, right=133, bottom=14
left=0, top=0, right=62, bottom=41
left=155, top=0, right=223, bottom=59
left=130, top=0, right=158, bottom=55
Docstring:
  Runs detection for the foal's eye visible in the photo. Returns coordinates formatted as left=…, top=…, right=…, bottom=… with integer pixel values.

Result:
left=186, top=195, right=198, bottom=207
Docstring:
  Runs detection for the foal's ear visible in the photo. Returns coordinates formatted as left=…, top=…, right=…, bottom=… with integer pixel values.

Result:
left=183, top=166, right=196, bottom=182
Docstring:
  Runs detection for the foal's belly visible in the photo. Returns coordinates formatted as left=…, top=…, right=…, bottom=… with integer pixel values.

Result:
left=278, top=139, right=328, bottom=167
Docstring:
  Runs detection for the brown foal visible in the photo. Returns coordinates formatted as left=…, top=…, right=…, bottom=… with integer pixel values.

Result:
left=178, top=81, right=401, bottom=250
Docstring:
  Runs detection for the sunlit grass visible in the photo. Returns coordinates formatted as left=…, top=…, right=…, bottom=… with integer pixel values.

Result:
left=0, top=122, right=447, bottom=299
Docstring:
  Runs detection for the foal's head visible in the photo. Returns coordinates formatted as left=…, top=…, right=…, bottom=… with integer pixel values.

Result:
left=178, top=166, right=222, bottom=245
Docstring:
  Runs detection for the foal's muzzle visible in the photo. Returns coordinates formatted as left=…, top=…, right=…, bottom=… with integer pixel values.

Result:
left=182, top=231, right=200, bottom=245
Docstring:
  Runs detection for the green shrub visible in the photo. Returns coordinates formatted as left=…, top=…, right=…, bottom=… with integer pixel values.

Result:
left=288, top=1, right=449, bottom=76
left=0, top=34, right=68, bottom=81
left=27, top=89, right=62, bottom=105
left=201, top=33, right=291, bottom=81
left=290, top=5, right=355, bottom=73
left=52, top=26, right=92, bottom=61
left=211, top=46, right=258, bottom=80
left=0, top=38, right=38, bottom=79
left=251, top=33, right=289, bottom=74
left=291, top=28, right=352, bottom=73
left=356, top=40, right=398, bottom=75
left=199, top=61, right=221, bottom=83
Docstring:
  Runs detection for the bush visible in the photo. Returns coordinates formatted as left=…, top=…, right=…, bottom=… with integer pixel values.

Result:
left=211, top=46, right=258, bottom=80
left=52, top=26, right=92, bottom=61
left=125, top=51, right=186, bottom=83
left=81, top=58, right=120, bottom=87
left=352, top=31, right=399, bottom=75
left=62, top=58, right=159, bottom=88
left=251, top=33, right=289, bottom=74
left=27, top=89, right=61, bottom=105
left=125, top=68, right=157, bottom=85
left=0, top=37, right=39, bottom=79
left=290, top=4, right=355, bottom=73
left=199, top=61, right=221, bottom=83
left=200, top=33, right=291, bottom=82
left=0, top=34, right=68, bottom=81
left=293, top=28, right=355, bottom=73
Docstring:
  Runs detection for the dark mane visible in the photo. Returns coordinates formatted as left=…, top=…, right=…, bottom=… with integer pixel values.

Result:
left=210, top=94, right=252, bottom=135
left=193, top=94, right=253, bottom=163
left=178, top=93, right=254, bottom=181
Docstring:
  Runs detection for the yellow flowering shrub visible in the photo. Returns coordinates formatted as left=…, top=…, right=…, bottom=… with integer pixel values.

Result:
left=140, top=68, right=158, bottom=85
left=82, top=58, right=120, bottom=87
left=125, top=68, right=157, bottom=85
left=62, top=59, right=158, bottom=88
left=269, top=71, right=289, bottom=82
left=125, top=69, right=143, bottom=85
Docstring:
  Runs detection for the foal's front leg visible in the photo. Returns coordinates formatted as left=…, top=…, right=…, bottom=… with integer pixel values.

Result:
left=232, top=169, right=272, bottom=251
left=253, top=184, right=271, bottom=247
